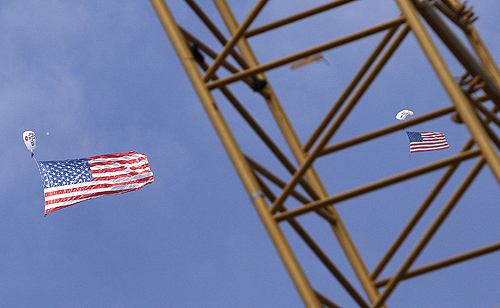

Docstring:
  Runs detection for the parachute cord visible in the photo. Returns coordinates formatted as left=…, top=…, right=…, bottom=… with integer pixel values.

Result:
left=31, top=154, right=47, bottom=217
left=32, top=153, right=41, bottom=175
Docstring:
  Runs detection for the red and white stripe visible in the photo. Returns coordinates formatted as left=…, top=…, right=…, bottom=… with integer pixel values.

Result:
left=410, top=132, right=449, bottom=153
left=44, top=151, right=154, bottom=214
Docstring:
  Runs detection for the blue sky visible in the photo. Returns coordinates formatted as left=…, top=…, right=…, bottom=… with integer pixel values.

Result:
left=1, top=1, right=500, bottom=307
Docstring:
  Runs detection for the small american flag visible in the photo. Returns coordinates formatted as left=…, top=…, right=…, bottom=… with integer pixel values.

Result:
left=406, top=131, right=449, bottom=153
left=38, top=151, right=154, bottom=214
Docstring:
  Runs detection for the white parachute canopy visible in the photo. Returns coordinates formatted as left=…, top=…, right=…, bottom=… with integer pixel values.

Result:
left=23, top=130, right=36, bottom=151
left=396, top=109, right=414, bottom=121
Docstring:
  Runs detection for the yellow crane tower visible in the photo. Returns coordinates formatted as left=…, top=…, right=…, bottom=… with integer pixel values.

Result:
left=150, top=1, right=500, bottom=307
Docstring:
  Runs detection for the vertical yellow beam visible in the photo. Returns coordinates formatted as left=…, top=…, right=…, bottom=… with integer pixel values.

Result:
left=212, top=0, right=384, bottom=306
left=447, top=0, right=500, bottom=84
left=149, top=1, right=321, bottom=307
left=394, top=0, right=500, bottom=185
left=202, top=0, right=268, bottom=82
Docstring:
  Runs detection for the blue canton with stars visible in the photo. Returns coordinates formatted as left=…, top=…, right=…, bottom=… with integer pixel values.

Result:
left=406, top=131, right=423, bottom=142
left=38, top=158, right=93, bottom=189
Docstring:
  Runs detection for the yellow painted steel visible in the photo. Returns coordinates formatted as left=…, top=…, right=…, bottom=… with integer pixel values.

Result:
left=150, top=1, right=322, bottom=307
left=151, top=0, right=500, bottom=307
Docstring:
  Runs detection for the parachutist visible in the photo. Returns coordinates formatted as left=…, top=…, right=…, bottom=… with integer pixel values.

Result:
left=396, top=110, right=414, bottom=121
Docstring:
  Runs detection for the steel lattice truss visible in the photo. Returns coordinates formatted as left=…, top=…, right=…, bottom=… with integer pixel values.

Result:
left=151, top=0, right=500, bottom=307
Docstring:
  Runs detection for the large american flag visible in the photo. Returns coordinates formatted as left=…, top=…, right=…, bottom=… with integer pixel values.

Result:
left=406, top=131, right=449, bottom=153
left=38, top=151, right=154, bottom=214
